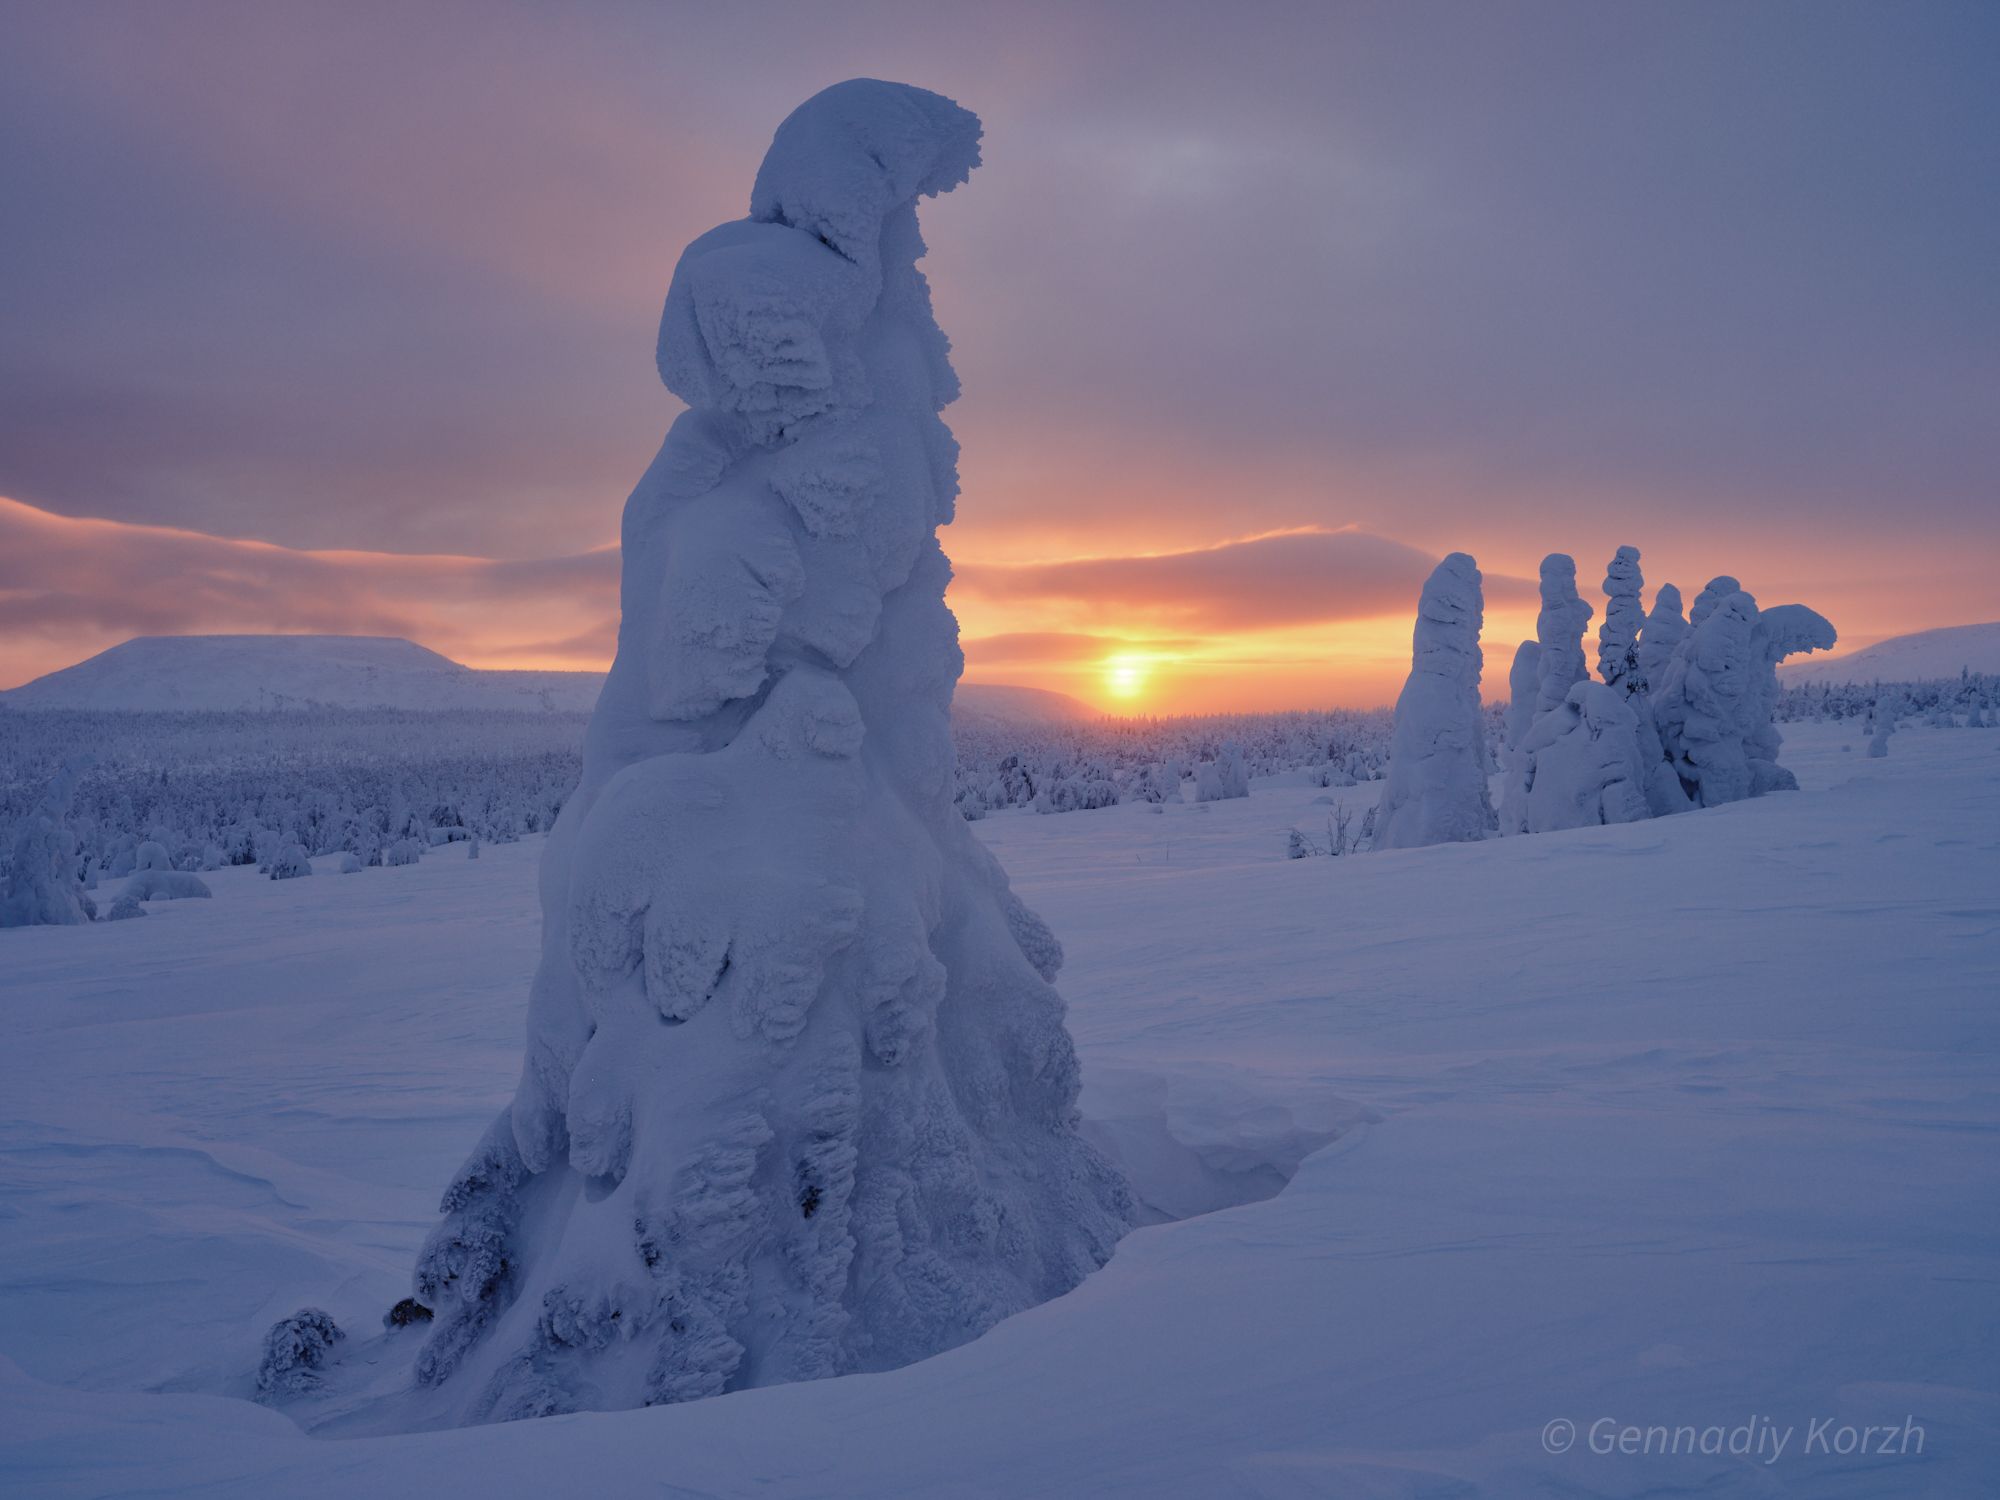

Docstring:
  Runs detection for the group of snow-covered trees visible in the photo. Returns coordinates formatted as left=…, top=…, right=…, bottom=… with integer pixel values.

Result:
left=1774, top=671, right=1998, bottom=729
left=0, top=709, right=577, bottom=915
left=1375, top=545, right=1838, bottom=848
left=950, top=709, right=1392, bottom=818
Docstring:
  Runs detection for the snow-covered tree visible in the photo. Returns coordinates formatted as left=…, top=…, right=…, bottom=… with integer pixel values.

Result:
left=1194, top=744, right=1251, bottom=802
left=1504, top=640, right=1541, bottom=752
left=1651, top=589, right=1836, bottom=805
left=1597, top=546, right=1646, bottom=696
left=1500, top=555, right=1595, bottom=832
left=1653, top=589, right=1761, bottom=805
left=1635, top=583, right=1687, bottom=694
left=1688, top=575, right=1740, bottom=629
left=379, top=81, right=1129, bottom=1426
left=1375, top=553, right=1496, bottom=849
left=1742, top=603, right=1837, bottom=793
left=1516, top=681, right=1654, bottom=831
left=1532, top=554, right=1594, bottom=716
left=0, top=757, right=96, bottom=928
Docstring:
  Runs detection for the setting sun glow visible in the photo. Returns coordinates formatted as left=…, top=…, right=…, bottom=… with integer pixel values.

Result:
left=1103, top=655, right=1149, bottom=701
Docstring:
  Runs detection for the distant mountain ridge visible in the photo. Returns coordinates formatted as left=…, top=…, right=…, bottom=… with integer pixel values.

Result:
left=0, top=635, right=603, bottom=713
left=0, top=635, right=1096, bottom=724
left=1779, top=621, right=2000, bottom=686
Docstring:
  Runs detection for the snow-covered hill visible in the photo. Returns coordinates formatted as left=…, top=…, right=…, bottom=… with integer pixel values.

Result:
left=952, top=680, right=1097, bottom=727
left=0, top=636, right=603, bottom=714
left=1780, top=621, right=2000, bottom=685
left=1, top=636, right=1094, bottom=724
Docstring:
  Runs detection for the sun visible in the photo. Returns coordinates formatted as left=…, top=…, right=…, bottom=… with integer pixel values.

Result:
left=1102, top=654, right=1149, bottom=702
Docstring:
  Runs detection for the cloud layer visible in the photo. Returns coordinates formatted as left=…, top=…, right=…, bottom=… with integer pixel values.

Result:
left=0, top=496, right=617, bottom=690
left=954, top=529, right=1535, bottom=633
left=2, top=499, right=1532, bottom=709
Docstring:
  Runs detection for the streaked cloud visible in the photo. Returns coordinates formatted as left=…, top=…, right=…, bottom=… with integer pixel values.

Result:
left=953, top=529, right=1536, bottom=633
left=0, top=496, right=617, bottom=690
left=0, top=499, right=1531, bottom=710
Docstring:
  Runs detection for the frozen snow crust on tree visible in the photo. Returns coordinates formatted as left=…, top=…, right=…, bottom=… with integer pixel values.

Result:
left=393, top=81, right=1129, bottom=1425
left=1375, top=553, right=1495, bottom=850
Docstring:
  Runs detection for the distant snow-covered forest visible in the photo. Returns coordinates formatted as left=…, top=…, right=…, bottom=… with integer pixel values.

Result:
left=0, top=671, right=1990, bottom=881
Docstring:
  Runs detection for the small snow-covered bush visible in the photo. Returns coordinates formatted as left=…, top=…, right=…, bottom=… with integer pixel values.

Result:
left=123, top=869, right=213, bottom=901
left=1194, top=745, right=1250, bottom=802
left=256, top=1308, right=344, bottom=1398
left=385, top=838, right=422, bottom=866
left=105, top=893, right=147, bottom=920
left=0, top=758, right=96, bottom=928
left=1034, top=776, right=1121, bottom=814
left=384, top=1298, right=434, bottom=1331
left=1127, top=761, right=1183, bottom=804
left=133, top=840, right=173, bottom=872
left=267, top=842, right=314, bottom=879
left=336, top=851, right=363, bottom=874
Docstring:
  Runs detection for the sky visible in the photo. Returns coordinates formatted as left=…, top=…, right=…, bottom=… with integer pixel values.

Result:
left=2, top=1, right=1995, bottom=712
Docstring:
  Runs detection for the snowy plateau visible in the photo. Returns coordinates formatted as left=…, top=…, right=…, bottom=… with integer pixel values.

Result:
left=0, top=634, right=1096, bottom=724
left=1, top=719, right=1995, bottom=1497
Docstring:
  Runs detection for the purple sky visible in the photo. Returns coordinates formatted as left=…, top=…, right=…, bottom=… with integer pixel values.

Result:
left=2, top=1, right=1995, bottom=707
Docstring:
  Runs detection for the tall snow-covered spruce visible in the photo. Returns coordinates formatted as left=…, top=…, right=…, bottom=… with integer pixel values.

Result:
left=1532, top=554, right=1594, bottom=716
left=385, top=81, right=1129, bottom=1425
left=1375, top=553, right=1496, bottom=849
left=1499, top=554, right=1595, bottom=833
left=1597, top=545, right=1645, bottom=695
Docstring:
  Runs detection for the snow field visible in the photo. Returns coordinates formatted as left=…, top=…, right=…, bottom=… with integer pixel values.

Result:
left=2, top=720, right=1995, bottom=1494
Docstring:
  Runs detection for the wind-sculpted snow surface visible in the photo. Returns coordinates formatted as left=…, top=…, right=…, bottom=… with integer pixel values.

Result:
left=392, top=82, right=1129, bottom=1426
left=1375, top=553, right=1495, bottom=850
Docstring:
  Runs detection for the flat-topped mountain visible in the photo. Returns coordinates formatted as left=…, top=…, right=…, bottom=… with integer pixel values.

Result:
left=1, top=635, right=1096, bottom=722
left=0, top=635, right=604, bottom=713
